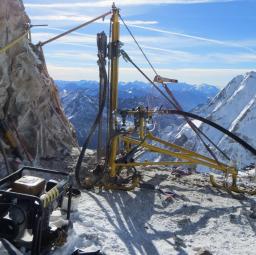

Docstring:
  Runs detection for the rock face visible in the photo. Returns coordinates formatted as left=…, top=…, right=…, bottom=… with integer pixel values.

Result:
left=0, top=0, right=76, bottom=161
left=163, top=71, right=256, bottom=169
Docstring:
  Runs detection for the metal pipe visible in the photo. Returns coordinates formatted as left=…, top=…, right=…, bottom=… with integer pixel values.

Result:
left=38, top=11, right=112, bottom=47
left=97, top=32, right=107, bottom=162
left=108, top=4, right=120, bottom=177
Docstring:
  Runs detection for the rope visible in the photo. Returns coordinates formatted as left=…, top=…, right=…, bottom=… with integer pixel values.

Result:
left=36, top=45, right=80, bottom=152
left=9, top=119, right=33, bottom=162
left=0, top=31, right=28, bottom=54
left=48, top=102, right=80, bottom=151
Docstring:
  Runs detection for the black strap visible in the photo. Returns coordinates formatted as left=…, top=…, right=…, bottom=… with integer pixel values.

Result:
left=162, top=110, right=256, bottom=156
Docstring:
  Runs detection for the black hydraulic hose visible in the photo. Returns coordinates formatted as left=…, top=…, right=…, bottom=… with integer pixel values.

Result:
left=75, top=54, right=108, bottom=188
left=119, top=17, right=231, bottom=163
left=165, top=91, right=221, bottom=163
left=161, top=109, right=256, bottom=156
left=118, top=16, right=226, bottom=161
left=120, top=50, right=177, bottom=108
left=121, top=49, right=225, bottom=162
left=162, top=84, right=230, bottom=161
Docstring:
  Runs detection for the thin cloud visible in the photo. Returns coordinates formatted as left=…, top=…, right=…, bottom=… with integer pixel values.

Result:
left=25, top=0, right=235, bottom=9
left=31, top=30, right=166, bottom=46
left=207, top=53, right=256, bottom=63
left=30, top=15, right=158, bottom=25
left=31, top=31, right=256, bottom=65
left=47, top=64, right=250, bottom=87
left=49, top=51, right=98, bottom=61
left=130, top=25, right=256, bottom=54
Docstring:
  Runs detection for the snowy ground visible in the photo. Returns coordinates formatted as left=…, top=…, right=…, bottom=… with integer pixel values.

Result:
left=53, top=169, right=256, bottom=255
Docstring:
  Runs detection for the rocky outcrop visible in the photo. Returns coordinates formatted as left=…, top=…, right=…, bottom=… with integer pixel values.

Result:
left=0, top=0, right=76, bottom=162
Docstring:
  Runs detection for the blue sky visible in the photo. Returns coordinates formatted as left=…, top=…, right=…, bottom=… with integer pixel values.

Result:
left=23, top=0, right=256, bottom=87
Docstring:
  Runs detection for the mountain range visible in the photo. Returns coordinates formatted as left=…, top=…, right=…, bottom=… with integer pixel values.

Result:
left=56, top=80, right=219, bottom=147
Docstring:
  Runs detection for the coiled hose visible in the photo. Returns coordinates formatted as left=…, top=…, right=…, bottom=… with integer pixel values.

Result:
left=75, top=47, right=108, bottom=187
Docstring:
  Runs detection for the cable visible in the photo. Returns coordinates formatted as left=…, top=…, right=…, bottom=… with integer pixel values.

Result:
left=163, top=83, right=221, bottom=162
left=158, top=109, right=256, bottom=157
left=119, top=14, right=158, bottom=76
left=119, top=15, right=229, bottom=162
left=162, top=84, right=230, bottom=161
left=121, top=50, right=177, bottom=108
left=75, top=74, right=107, bottom=187
left=37, top=11, right=112, bottom=47
left=75, top=33, right=108, bottom=187
left=120, top=50, right=227, bottom=163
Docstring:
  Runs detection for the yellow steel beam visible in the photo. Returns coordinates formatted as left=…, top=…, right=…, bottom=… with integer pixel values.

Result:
left=121, top=135, right=236, bottom=174
left=109, top=5, right=120, bottom=177
left=116, top=161, right=194, bottom=167
left=139, top=116, right=145, bottom=139
left=147, top=133, right=221, bottom=166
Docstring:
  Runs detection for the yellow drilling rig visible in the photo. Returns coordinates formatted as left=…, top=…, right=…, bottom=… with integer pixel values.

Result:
left=1, top=4, right=256, bottom=254
left=19, top=3, right=256, bottom=195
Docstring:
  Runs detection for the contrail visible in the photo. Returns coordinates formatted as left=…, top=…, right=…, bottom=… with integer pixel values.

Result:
left=130, top=25, right=256, bottom=54
left=33, top=25, right=256, bottom=55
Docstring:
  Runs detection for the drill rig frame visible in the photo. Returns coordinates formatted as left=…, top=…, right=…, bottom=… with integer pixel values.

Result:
left=75, top=4, right=256, bottom=195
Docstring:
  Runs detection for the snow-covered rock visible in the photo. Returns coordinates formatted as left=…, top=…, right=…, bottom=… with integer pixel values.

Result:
left=53, top=170, right=256, bottom=255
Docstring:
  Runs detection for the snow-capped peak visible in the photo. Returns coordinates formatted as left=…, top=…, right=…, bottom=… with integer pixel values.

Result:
left=164, top=71, right=256, bottom=168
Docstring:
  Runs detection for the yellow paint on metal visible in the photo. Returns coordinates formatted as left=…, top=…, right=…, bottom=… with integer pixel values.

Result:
left=147, top=133, right=223, bottom=166
left=121, top=135, right=237, bottom=175
left=139, top=116, right=145, bottom=139
left=109, top=6, right=120, bottom=177
left=116, top=161, right=194, bottom=167
left=95, top=8, right=252, bottom=195
left=41, top=187, right=60, bottom=207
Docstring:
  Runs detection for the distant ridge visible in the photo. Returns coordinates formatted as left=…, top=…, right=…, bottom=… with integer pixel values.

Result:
left=56, top=80, right=219, bottom=147
left=162, top=71, right=256, bottom=168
